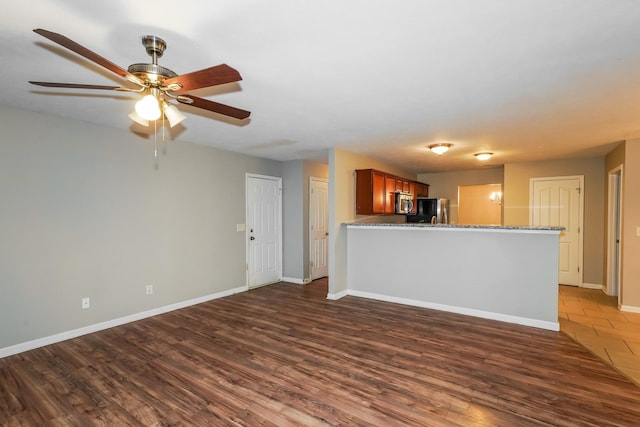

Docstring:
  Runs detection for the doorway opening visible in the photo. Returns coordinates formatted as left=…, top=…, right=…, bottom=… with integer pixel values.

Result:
left=606, top=165, right=623, bottom=306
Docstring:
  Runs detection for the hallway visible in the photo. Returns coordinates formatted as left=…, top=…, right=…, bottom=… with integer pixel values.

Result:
left=559, top=285, right=640, bottom=387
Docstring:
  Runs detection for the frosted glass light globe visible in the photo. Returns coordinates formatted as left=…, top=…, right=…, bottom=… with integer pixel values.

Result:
left=135, top=94, right=161, bottom=121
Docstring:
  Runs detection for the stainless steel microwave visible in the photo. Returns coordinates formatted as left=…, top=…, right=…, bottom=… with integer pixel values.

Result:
left=395, top=192, right=414, bottom=214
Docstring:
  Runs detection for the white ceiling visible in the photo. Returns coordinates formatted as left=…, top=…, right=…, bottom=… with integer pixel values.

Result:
left=2, top=0, right=640, bottom=173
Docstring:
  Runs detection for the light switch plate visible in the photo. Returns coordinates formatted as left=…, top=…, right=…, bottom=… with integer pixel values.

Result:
left=236, top=224, right=246, bottom=232
left=637, top=226, right=640, bottom=237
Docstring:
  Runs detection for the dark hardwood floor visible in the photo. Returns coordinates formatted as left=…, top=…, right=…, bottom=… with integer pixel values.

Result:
left=2, top=279, right=640, bottom=426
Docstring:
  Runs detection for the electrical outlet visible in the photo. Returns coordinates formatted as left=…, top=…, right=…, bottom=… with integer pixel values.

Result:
left=81, top=297, right=90, bottom=310
left=146, top=284, right=153, bottom=295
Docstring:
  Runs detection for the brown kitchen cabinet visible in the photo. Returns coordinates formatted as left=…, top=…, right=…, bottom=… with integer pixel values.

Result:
left=384, top=175, right=396, bottom=214
left=411, top=182, right=430, bottom=214
left=355, top=169, right=386, bottom=214
left=355, top=169, right=429, bottom=215
left=415, top=182, right=430, bottom=197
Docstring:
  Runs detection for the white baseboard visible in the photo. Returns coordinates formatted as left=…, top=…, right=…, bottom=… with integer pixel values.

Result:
left=281, top=277, right=311, bottom=285
left=347, top=290, right=560, bottom=331
left=326, top=290, right=349, bottom=300
left=581, top=283, right=602, bottom=290
left=621, top=305, right=640, bottom=314
left=0, top=285, right=247, bottom=359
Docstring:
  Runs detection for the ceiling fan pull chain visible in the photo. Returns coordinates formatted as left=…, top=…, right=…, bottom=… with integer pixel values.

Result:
left=154, top=119, right=158, bottom=158
left=162, top=113, right=166, bottom=150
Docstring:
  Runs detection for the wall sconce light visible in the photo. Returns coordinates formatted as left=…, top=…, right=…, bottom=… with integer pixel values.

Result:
left=428, top=143, right=453, bottom=155
left=474, top=152, right=493, bottom=161
left=489, top=191, right=502, bottom=205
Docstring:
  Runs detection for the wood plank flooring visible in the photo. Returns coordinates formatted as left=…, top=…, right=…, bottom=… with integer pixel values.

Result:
left=2, top=279, right=640, bottom=426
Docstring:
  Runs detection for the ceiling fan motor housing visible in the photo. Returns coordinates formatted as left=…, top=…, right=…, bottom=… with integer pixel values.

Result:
left=127, top=35, right=178, bottom=85
left=127, top=63, right=177, bottom=83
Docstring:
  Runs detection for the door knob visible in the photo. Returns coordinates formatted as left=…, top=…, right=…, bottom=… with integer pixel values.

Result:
left=250, top=236, right=255, bottom=240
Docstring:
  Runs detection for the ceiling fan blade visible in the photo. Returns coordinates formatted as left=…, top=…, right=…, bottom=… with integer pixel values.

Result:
left=33, top=29, right=145, bottom=86
left=164, top=64, right=242, bottom=93
left=29, top=81, right=134, bottom=91
left=177, top=95, right=250, bottom=120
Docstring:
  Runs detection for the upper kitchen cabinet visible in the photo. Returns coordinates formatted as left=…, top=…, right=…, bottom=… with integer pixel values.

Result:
left=384, top=175, right=397, bottom=214
left=355, top=169, right=429, bottom=215
left=414, top=182, right=430, bottom=197
left=410, top=181, right=429, bottom=214
left=356, top=169, right=386, bottom=214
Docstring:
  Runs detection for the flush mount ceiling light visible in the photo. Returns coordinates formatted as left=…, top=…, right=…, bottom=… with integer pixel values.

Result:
left=428, top=143, right=452, bottom=155
left=474, top=152, right=493, bottom=161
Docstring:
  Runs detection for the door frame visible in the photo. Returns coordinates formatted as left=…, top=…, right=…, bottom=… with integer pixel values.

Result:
left=245, top=173, right=283, bottom=289
left=529, top=175, right=584, bottom=287
left=606, top=165, right=623, bottom=305
left=309, top=176, right=329, bottom=281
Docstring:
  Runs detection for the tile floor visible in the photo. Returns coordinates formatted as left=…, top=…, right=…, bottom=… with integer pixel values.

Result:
left=559, top=285, right=640, bottom=387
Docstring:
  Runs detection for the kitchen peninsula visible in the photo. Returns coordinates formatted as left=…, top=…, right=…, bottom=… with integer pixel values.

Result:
left=345, top=223, right=563, bottom=331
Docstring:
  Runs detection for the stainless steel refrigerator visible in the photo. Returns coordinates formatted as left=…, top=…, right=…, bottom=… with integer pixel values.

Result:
left=407, top=198, right=449, bottom=224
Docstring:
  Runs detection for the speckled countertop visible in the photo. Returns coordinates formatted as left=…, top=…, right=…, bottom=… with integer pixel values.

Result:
left=344, top=222, right=564, bottom=231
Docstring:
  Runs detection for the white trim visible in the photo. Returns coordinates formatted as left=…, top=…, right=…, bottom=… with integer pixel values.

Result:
left=621, top=305, right=640, bottom=314
left=582, top=283, right=602, bottom=290
left=326, top=290, right=348, bottom=300
left=0, top=285, right=247, bottom=359
left=281, top=276, right=310, bottom=285
left=348, top=290, right=559, bottom=331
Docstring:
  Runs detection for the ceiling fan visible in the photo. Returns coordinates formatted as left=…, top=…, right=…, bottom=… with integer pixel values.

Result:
left=29, top=28, right=250, bottom=128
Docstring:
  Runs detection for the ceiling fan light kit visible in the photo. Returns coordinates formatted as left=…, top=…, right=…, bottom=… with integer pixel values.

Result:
left=163, top=102, right=186, bottom=127
left=428, top=143, right=452, bottom=155
left=135, top=93, right=162, bottom=121
left=29, top=28, right=251, bottom=134
left=128, top=111, right=149, bottom=127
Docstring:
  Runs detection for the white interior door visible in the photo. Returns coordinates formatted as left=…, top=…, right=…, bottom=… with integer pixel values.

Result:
left=310, top=177, right=329, bottom=280
left=246, top=174, right=282, bottom=288
left=531, top=176, right=583, bottom=286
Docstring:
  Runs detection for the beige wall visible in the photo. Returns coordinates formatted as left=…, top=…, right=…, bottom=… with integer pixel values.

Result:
left=503, top=157, right=605, bottom=286
left=418, top=167, right=504, bottom=224
left=458, top=184, right=503, bottom=225
left=328, top=148, right=415, bottom=295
